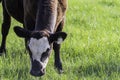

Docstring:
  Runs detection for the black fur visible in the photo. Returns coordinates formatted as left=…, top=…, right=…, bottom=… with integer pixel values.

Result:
left=0, top=0, right=67, bottom=77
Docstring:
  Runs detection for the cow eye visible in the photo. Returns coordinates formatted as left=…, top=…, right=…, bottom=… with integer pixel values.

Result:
left=46, top=48, right=50, bottom=52
left=41, top=48, right=50, bottom=61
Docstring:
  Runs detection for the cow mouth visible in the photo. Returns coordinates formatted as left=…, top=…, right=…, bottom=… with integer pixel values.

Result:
left=30, top=69, right=45, bottom=77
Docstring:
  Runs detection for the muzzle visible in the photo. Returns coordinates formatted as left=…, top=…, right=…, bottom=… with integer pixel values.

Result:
left=30, top=60, right=45, bottom=76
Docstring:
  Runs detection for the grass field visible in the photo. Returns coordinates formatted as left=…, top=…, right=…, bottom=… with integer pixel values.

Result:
left=1, top=0, right=120, bottom=80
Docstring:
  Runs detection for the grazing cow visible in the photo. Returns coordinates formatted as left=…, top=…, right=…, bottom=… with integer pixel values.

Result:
left=0, top=0, right=67, bottom=76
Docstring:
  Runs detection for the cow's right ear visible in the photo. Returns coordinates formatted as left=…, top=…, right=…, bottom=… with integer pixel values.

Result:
left=14, top=26, right=31, bottom=38
left=49, top=32, right=67, bottom=44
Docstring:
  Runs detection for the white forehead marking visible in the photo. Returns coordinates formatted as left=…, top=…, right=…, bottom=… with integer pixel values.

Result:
left=28, top=37, right=50, bottom=62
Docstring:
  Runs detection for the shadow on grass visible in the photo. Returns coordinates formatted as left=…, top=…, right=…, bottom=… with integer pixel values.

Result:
left=98, top=1, right=117, bottom=7
left=75, top=61, right=120, bottom=78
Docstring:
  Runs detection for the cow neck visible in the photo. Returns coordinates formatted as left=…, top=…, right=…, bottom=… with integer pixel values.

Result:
left=35, top=0, right=57, bottom=33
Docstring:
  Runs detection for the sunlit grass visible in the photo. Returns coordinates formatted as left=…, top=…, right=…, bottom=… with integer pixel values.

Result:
left=0, top=0, right=120, bottom=80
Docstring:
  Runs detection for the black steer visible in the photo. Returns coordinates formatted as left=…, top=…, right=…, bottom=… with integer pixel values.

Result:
left=0, top=0, right=67, bottom=77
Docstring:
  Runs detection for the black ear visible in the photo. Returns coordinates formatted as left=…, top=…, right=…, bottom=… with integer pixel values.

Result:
left=14, top=26, right=31, bottom=38
left=49, top=32, right=67, bottom=44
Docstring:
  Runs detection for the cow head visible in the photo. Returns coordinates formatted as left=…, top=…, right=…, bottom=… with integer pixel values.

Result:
left=14, top=26, right=67, bottom=77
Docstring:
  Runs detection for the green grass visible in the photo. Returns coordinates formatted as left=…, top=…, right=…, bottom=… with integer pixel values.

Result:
left=1, top=0, right=120, bottom=80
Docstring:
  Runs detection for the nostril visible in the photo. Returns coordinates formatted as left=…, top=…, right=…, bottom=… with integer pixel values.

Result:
left=41, top=69, right=45, bottom=74
left=40, top=69, right=45, bottom=75
left=42, top=69, right=45, bottom=73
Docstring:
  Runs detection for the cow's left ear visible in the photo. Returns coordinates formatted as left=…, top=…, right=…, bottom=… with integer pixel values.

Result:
left=49, top=32, right=67, bottom=44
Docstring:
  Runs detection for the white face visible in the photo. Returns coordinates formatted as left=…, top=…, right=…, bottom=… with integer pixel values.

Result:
left=28, top=37, right=50, bottom=69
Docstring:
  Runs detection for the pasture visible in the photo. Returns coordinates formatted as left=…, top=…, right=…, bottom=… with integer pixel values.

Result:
left=0, top=0, right=120, bottom=80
